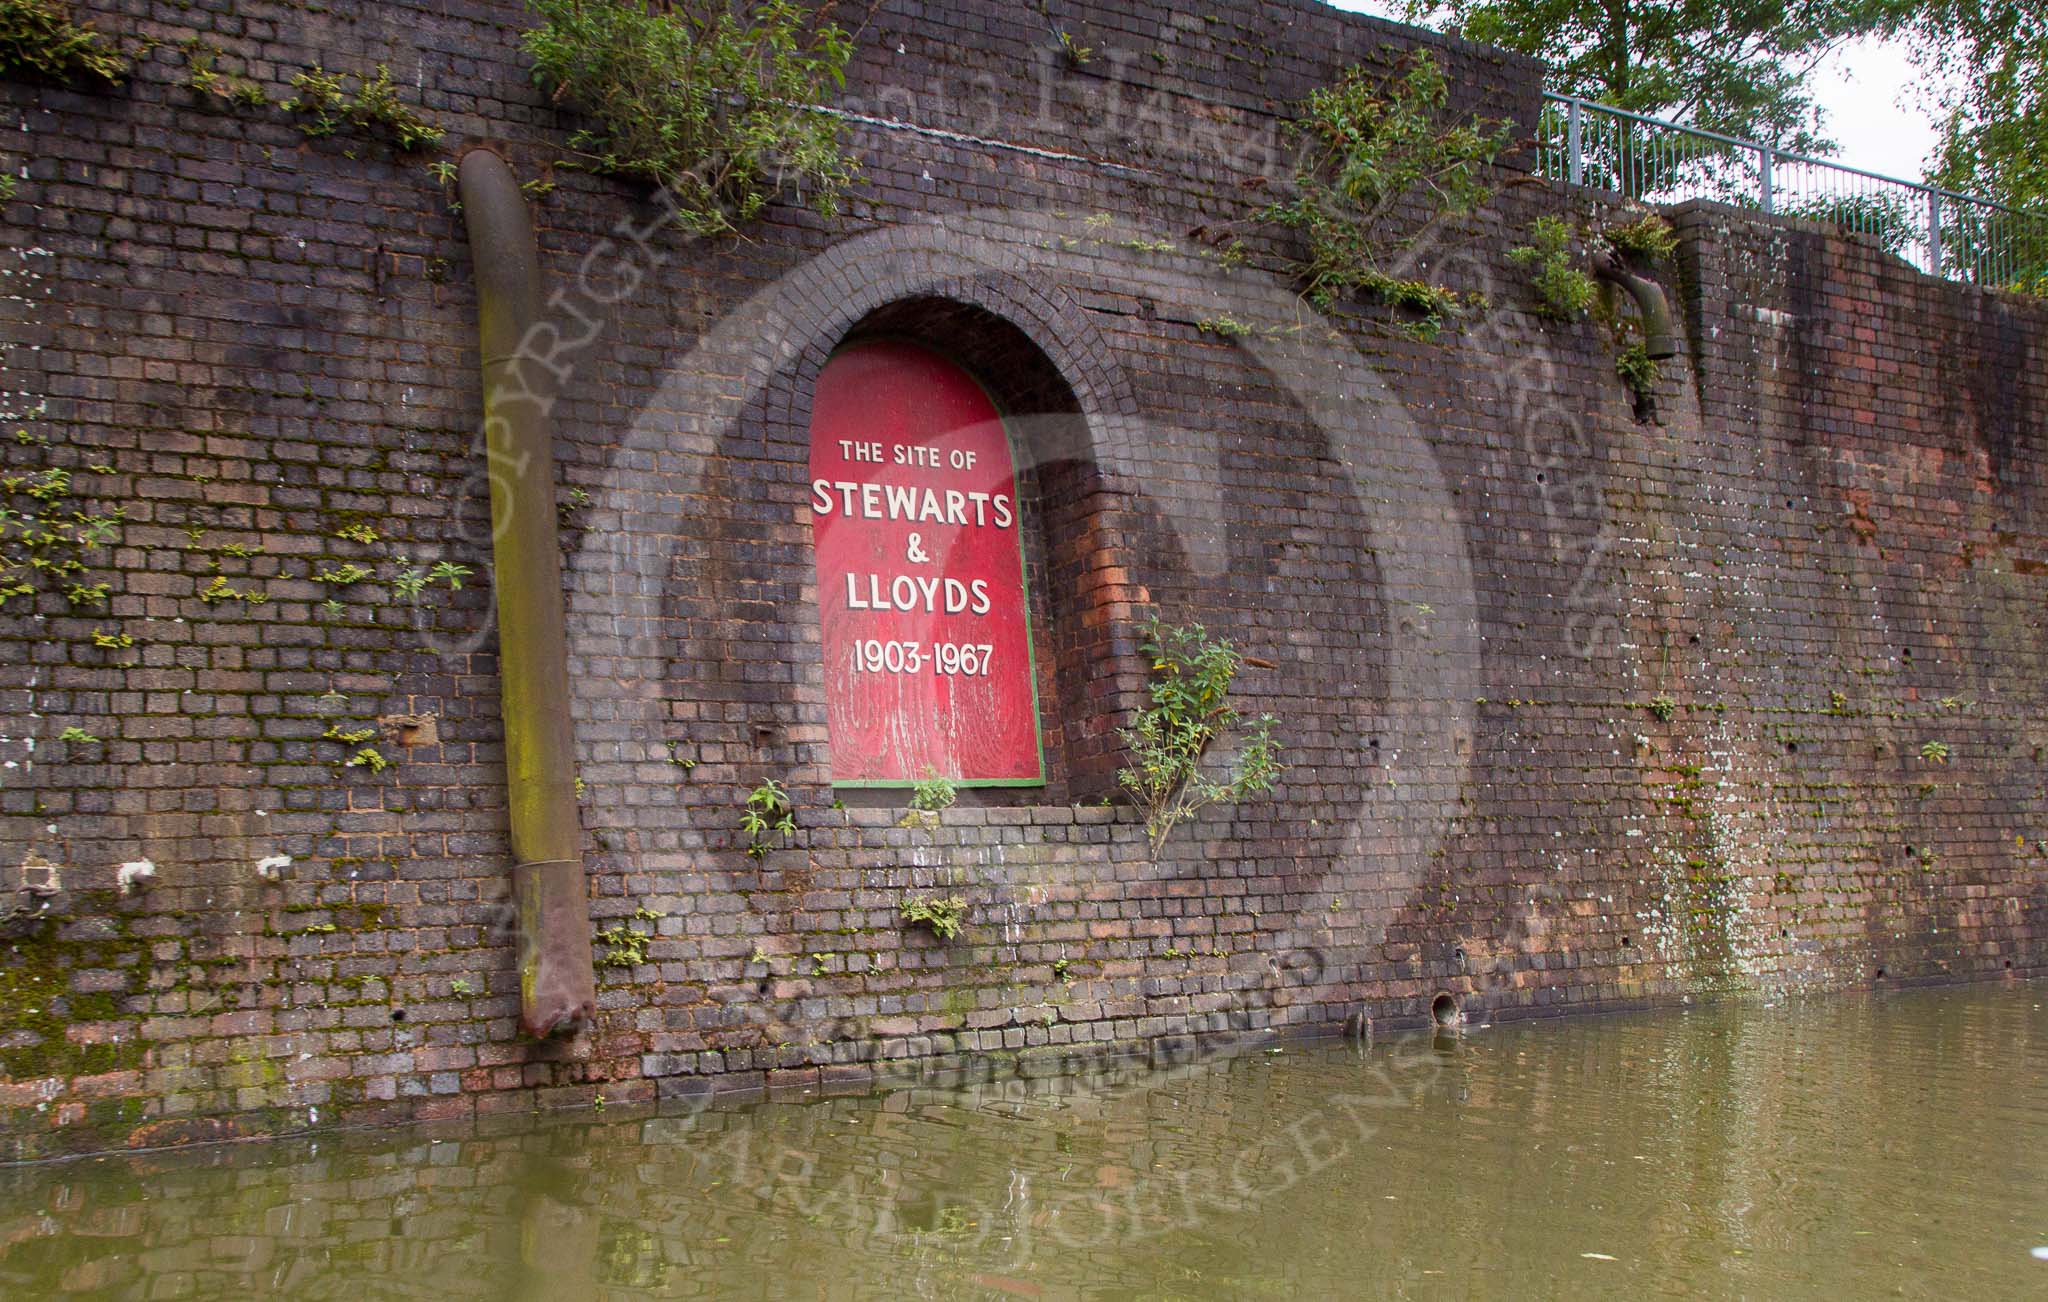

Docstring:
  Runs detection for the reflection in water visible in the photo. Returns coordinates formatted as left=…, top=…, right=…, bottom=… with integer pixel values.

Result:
left=2, top=984, right=2045, bottom=1298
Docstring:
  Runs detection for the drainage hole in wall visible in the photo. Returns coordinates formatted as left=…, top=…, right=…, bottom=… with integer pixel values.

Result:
left=1431, top=992, right=1460, bottom=1026
left=1874, top=968, right=1887, bottom=981
left=1453, top=947, right=1465, bottom=962
left=390, top=1009, right=406, bottom=1023
left=1785, top=741, right=1798, bottom=754
left=1621, top=935, right=1632, bottom=947
left=757, top=979, right=771, bottom=995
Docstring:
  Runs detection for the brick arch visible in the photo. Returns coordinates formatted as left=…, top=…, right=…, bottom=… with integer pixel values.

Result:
left=569, top=224, right=1166, bottom=823
left=733, top=261, right=1151, bottom=800
left=714, top=222, right=1142, bottom=443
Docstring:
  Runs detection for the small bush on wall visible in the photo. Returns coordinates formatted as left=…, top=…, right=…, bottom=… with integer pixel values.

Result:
left=1118, top=616, right=1282, bottom=852
left=1261, top=49, right=1510, bottom=338
left=1509, top=215, right=1598, bottom=320
left=0, top=0, right=126, bottom=84
left=523, top=0, right=859, bottom=237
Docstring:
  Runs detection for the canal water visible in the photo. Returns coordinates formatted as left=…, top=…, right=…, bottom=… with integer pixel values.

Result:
left=1, top=983, right=2044, bottom=1298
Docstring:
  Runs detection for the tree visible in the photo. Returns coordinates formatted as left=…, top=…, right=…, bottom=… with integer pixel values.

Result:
left=1892, top=3, right=2047, bottom=285
left=1396, top=0, right=2046, bottom=287
left=1395, top=0, right=1916, bottom=151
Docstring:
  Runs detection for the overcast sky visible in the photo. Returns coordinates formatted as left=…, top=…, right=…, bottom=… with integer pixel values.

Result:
left=1322, top=2, right=1942, bottom=184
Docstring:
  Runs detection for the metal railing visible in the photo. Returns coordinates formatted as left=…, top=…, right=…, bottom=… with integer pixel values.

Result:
left=1536, top=92, right=2048, bottom=290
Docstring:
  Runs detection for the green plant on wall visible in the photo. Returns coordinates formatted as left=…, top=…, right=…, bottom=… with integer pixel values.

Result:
left=198, top=574, right=266, bottom=605
left=899, top=768, right=956, bottom=829
left=1509, top=215, right=1598, bottom=320
left=910, top=771, right=956, bottom=813
left=900, top=894, right=967, bottom=941
left=183, top=39, right=265, bottom=107
left=312, top=562, right=374, bottom=587
left=522, top=0, right=858, bottom=237
left=1604, top=211, right=1679, bottom=263
left=391, top=558, right=472, bottom=601
left=1259, top=50, right=1509, bottom=338
left=0, top=0, right=126, bottom=85
left=1614, top=326, right=1662, bottom=405
left=1053, top=26, right=1092, bottom=68
left=284, top=64, right=443, bottom=152
left=323, top=721, right=393, bottom=776
left=595, top=909, right=661, bottom=968
left=1118, top=615, right=1282, bottom=851
left=0, top=454, right=125, bottom=612
left=344, top=746, right=391, bottom=773
left=740, top=777, right=796, bottom=858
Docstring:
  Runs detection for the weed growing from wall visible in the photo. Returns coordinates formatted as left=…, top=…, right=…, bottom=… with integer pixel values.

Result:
left=523, top=0, right=857, bottom=237
left=1118, top=616, right=1282, bottom=851
left=1604, top=212, right=1679, bottom=263
left=910, top=771, right=956, bottom=813
left=740, top=778, right=796, bottom=858
left=182, top=39, right=264, bottom=106
left=197, top=575, right=265, bottom=605
left=284, top=65, right=442, bottom=152
left=900, top=895, right=968, bottom=941
left=0, top=0, right=125, bottom=85
left=390, top=559, right=471, bottom=600
left=0, top=445, right=125, bottom=612
left=1260, top=50, right=1509, bottom=339
left=1509, top=215, right=1598, bottom=320
left=1614, top=328, right=1662, bottom=406
left=595, top=906, right=662, bottom=968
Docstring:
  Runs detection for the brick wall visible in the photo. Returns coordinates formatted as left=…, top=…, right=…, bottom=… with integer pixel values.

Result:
left=0, top=0, right=2042, bottom=1160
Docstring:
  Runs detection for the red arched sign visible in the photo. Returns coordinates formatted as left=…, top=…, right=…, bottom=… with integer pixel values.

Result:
left=808, top=339, right=1045, bottom=786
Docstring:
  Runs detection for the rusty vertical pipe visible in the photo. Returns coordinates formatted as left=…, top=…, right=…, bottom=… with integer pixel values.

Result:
left=1593, top=249, right=1679, bottom=359
left=457, top=149, right=596, bottom=1037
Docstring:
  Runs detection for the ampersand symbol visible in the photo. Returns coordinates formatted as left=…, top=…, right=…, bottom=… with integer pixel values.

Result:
left=906, top=533, right=931, bottom=564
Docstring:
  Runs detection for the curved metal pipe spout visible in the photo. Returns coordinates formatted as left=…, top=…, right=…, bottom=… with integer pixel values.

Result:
left=1594, top=249, right=1679, bottom=359
left=457, top=149, right=597, bottom=1038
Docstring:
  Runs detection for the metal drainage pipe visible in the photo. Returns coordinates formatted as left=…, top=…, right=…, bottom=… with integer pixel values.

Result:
left=1431, top=991, right=1462, bottom=1028
left=457, top=148, right=596, bottom=1037
left=1593, top=249, right=1679, bottom=360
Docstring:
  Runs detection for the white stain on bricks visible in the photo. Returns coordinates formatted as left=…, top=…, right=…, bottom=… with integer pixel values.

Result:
left=255, top=854, right=293, bottom=881
left=117, top=860, right=156, bottom=894
left=0, top=242, right=56, bottom=802
left=1738, top=304, right=1799, bottom=330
